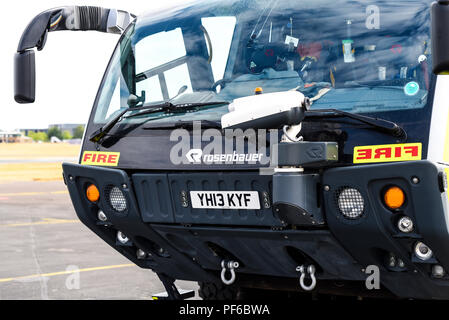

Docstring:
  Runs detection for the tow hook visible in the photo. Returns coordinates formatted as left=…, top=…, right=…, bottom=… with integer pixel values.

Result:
left=221, top=260, right=239, bottom=285
left=296, top=265, right=317, bottom=291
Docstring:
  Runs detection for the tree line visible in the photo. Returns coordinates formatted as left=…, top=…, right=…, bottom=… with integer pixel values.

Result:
left=27, top=125, right=85, bottom=142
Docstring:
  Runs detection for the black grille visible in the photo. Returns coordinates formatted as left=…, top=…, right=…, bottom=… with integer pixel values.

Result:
left=104, top=184, right=128, bottom=214
left=334, top=187, right=365, bottom=220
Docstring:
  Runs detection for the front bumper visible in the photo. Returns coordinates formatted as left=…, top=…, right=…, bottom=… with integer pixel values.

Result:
left=62, top=160, right=449, bottom=299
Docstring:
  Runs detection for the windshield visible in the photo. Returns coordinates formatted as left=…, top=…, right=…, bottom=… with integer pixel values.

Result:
left=93, top=0, right=432, bottom=125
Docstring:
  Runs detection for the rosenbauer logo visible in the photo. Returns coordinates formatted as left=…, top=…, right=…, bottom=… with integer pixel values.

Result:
left=353, top=143, right=421, bottom=164
left=169, top=121, right=278, bottom=166
left=186, top=149, right=263, bottom=164
left=81, top=151, right=120, bottom=167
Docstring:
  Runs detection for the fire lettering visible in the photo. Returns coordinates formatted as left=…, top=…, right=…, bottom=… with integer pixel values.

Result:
left=356, top=148, right=372, bottom=160
left=81, top=151, right=120, bottom=167
left=374, top=148, right=392, bottom=159
left=403, top=146, right=419, bottom=157
left=353, top=143, right=421, bottom=164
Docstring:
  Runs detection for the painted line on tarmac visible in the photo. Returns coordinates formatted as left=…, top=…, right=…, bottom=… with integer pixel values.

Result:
left=0, top=264, right=135, bottom=283
left=0, top=190, right=69, bottom=197
left=0, top=218, right=80, bottom=228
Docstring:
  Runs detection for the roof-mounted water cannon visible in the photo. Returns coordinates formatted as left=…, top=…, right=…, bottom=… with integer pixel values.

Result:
left=221, top=91, right=310, bottom=130
left=14, top=6, right=135, bottom=104
left=431, top=0, right=449, bottom=74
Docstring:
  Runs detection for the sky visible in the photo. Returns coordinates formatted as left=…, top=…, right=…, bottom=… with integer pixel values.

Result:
left=0, top=0, right=188, bottom=130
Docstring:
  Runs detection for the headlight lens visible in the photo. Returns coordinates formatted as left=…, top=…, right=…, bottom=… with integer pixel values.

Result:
left=108, top=186, right=127, bottom=212
left=337, top=188, right=365, bottom=219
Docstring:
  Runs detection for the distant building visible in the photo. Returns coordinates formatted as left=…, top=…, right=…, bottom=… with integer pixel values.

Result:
left=20, top=124, right=84, bottom=137
left=48, top=124, right=84, bottom=136
left=0, top=130, right=26, bottom=143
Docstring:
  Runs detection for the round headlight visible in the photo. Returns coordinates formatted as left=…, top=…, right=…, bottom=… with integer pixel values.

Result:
left=109, top=186, right=127, bottom=212
left=337, top=188, right=365, bottom=219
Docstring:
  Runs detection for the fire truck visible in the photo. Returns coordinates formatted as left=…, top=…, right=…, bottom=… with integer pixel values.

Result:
left=13, top=0, right=449, bottom=299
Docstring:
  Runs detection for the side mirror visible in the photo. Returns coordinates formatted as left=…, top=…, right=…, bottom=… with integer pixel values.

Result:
left=13, top=6, right=135, bottom=104
left=431, top=1, right=449, bottom=74
left=14, top=50, right=35, bottom=103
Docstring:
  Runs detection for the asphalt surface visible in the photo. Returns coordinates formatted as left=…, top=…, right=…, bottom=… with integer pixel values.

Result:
left=0, top=180, right=199, bottom=300
left=0, top=158, right=77, bottom=164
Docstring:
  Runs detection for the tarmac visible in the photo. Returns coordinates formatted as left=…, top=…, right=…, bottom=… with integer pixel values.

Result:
left=0, top=180, right=199, bottom=300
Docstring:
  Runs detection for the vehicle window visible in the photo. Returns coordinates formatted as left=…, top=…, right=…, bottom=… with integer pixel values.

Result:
left=94, top=46, right=131, bottom=123
left=201, top=16, right=237, bottom=82
left=164, top=64, right=193, bottom=98
left=93, top=0, right=432, bottom=125
left=136, top=75, right=163, bottom=103
left=135, top=27, right=192, bottom=102
left=135, top=28, right=186, bottom=73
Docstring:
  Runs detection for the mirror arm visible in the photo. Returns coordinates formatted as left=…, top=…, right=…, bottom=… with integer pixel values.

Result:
left=18, top=6, right=135, bottom=52
left=14, top=6, right=135, bottom=104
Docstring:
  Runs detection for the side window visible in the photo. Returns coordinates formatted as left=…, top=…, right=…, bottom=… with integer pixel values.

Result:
left=135, top=28, right=193, bottom=101
left=94, top=50, right=132, bottom=123
left=201, top=16, right=237, bottom=82
left=104, top=78, right=121, bottom=120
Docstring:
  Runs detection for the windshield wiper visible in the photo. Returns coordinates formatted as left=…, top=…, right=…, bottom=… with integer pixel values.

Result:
left=143, top=119, right=222, bottom=130
left=89, top=101, right=228, bottom=143
left=342, top=79, right=412, bottom=91
left=304, top=109, right=407, bottom=139
left=124, top=101, right=227, bottom=120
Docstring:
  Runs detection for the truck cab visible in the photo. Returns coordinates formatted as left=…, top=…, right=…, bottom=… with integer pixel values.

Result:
left=14, top=0, right=449, bottom=299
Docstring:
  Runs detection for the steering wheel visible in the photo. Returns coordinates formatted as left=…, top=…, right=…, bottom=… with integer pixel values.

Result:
left=211, top=78, right=231, bottom=92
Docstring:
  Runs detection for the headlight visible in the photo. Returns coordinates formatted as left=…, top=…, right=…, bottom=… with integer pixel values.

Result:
left=337, top=188, right=365, bottom=219
left=107, top=186, right=127, bottom=212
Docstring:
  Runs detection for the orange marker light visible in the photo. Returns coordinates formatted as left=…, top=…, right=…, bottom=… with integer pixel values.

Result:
left=254, top=87, right=263, bottom=95
left=86, top=184, right=100, bottom=203
left=384, top=186, right=405, bottom=210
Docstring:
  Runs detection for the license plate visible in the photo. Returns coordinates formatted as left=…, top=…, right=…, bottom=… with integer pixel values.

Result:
left=190, top=191, right=261, bottom=210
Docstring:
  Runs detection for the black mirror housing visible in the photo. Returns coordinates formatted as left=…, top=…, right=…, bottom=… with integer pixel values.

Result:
left=432, top=1, right=449, bottom=75
left=14, top=50, right=36, bottom=103
left=13, top=6, right=134, bottom=104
